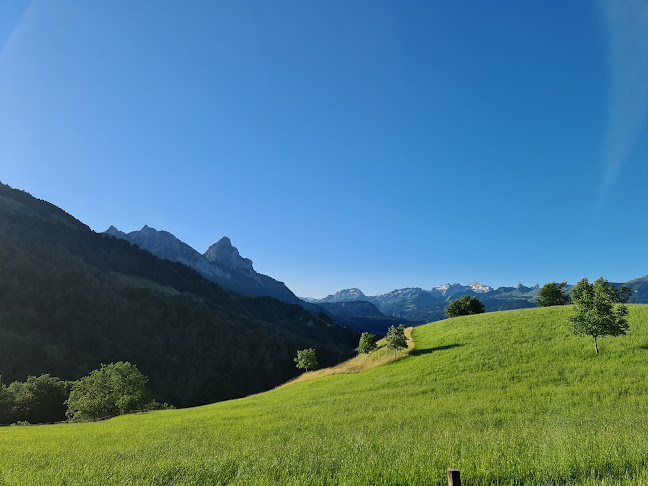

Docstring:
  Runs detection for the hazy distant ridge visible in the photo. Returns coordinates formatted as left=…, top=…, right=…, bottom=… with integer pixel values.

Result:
left=305, top=278, right=648, bottom=322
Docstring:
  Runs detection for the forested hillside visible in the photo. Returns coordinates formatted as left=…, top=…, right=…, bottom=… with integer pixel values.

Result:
left=0, top=183, right=358, bottom=407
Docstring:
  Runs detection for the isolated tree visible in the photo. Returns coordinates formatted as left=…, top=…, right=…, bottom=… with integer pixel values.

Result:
left=537, top=281, right=569, bottom=307
left=385, top=324, right=407, bottom=357
left=571, top=278, right=631, bottom=304
left=570, top=277, right=629, bottom=354
left=445, top=295, right=485, bottom=318
left=294, top=348, right=318, bottom=372
left=66, top=362, right=153, bottom=422
left=357, top=332, right=378, bottom=354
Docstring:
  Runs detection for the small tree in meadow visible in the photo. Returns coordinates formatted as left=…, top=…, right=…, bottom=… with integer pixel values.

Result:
left=294, top=348, right=318, bottom=372
left=570, top=277, right=629, bottom=354
left=537, top=281, right=569, bottom=307
left=356, top=332, right=378, bottom=354
left=385, top=324, right=407, bottom=357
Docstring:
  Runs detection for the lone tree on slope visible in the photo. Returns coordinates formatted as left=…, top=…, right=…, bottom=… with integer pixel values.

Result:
left=445, top=295, right=485, bottom=318
left=537, top=281, right=569, bottom=307
left=570, top=277, right=630, bottom=354
left=356, top=332, right=378, bottom=354
left=294, top=348, right=319, bottom=372
left=385, top=324, right=407, bottom=357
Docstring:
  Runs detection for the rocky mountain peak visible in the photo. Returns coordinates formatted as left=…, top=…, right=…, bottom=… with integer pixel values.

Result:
left=435, top=283, right=462, bottom=291
left=469, top=281, right=492, bottom=293
left=103, top=225, right=299, bottom=304
left=333, top=288, right=366, bottom=300
left=203, top=237, right=254, bottom=272
left=104, top=225, right=124, bottom=237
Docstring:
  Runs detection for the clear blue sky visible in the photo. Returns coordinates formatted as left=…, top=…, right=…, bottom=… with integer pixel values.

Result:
left=1, top=0, right=647, bottom=297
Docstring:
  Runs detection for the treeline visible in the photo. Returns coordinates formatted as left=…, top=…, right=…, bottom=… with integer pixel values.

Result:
left=0, top=362, right=169, bottom=425
left=0, top=374, right=70, bottom=425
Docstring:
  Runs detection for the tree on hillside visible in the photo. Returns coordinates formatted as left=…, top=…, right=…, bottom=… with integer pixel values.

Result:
left=385, top=324, right=407, bottom=357
left=537, top=281, right=569, bottom=307
left=570, top=277, right=629, bottom=354
left=66, top=362, right=156, bottom=422
left=294, top=349, right=318, bottom=372
left=0, top=379, right=21, bottom=425
left=13, top=374, right=72, bottom=424
left=445, top=295, right=485, bottom=318
left=356, top=332, right=378, bottom=354
left=571, top=278, right=631, bottom=304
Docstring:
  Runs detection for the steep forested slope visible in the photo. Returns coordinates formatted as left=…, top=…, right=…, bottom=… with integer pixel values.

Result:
left=0, top=182, right=358, bottom=407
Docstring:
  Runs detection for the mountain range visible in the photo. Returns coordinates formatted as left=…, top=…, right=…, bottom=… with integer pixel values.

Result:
left=104, top=225, right=412, bottom=334
left=104, top=225, right=300, bottom=304
left=104, top=223, right=648, bottom=328
left=304, top=278, right=648, bottom=323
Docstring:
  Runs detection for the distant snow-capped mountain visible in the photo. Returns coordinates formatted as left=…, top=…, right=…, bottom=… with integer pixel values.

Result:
left=303, top=281, right=540, bottom=323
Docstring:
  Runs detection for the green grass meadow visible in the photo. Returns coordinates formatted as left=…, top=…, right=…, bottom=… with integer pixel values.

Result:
left=3, top=306, right=648, bottom=485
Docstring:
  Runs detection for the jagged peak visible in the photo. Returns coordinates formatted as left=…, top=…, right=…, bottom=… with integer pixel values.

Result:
left=435, top=282, right=461, bottom=291
left=469, top=281, right=492, bottom=293
left=204, top=237, right=238, bottom=258
left=103, top=225, right=127, bottom=238
left=203, top=237, right=253, bottom=271
left=215, top=236, right=232, bottom=247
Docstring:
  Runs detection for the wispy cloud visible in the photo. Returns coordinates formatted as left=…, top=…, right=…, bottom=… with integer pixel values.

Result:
left=598, top=0, right=648, bottom=194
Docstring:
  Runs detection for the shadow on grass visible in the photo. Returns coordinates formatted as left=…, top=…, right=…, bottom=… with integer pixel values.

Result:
left=410, top=343, right=463, bottom=356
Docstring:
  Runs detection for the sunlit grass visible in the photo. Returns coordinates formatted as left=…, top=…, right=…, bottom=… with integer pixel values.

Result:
left=2, top=306, right=648, bottom=485
left=280, top=327, right=414, bottom=386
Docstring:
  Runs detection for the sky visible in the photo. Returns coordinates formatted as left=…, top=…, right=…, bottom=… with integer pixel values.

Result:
left=1, top=0, right=647, bottom=298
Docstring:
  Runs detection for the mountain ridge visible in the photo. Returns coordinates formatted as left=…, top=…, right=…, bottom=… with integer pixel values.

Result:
left=305, top=277, right=648, bottom=323
left=105, top=225, right=300, bottom=304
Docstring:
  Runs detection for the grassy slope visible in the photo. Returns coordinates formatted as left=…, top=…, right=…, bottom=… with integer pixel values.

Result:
left=3, top=306, right=648, bottom=485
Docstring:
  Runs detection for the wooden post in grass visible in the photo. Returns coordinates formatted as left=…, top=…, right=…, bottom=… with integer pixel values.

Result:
left=447, top=468, right=461, bottom=486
